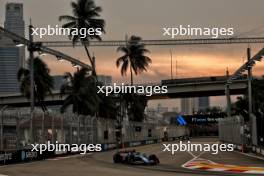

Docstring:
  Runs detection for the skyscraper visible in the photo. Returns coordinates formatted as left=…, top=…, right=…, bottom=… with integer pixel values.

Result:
left=181, top=97, right=210, bottom=115
left=4, top=3, right=25, bottom=37
left=198, top=97, right=210, bottom=111
left=0, top=3, right=25, bottom=94
left=97, top=75, right=112, bottom=86
left=181, top=98, right=199, bottom=115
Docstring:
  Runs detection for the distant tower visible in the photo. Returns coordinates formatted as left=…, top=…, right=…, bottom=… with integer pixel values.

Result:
left=97, top=75, right=113, bottom=86
left=181, top=98, right=199, bottom=115
left=0, top=3, right=25, bottom=94
left=198, top=97, right=210, bottom=111
left=4, top=3, right=25, bottom=37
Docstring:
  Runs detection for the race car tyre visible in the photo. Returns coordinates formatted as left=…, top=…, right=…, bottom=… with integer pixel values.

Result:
left=149, top=154, right=160, bottom=165
left=113, top=154, right=122, bottom=163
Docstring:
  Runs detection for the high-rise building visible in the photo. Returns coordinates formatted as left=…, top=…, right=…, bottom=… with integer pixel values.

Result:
left=0, top=3, right=25, bottom=94
left=4, top=3, right=25, bottom=37
left=198, top=97, right=210, bottom=111
left=181, top=97, right=210, bottom=115
left=181, top=98, right=199, bottom=115
left=97, top=75, right=112, bottom=86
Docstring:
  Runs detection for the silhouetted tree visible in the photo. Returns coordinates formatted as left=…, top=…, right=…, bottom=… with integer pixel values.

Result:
left=59, top=0, right=105, bottom=76
left=116, top=35, right=151, bottom=85
left=17, top=57, right=54, bottom=112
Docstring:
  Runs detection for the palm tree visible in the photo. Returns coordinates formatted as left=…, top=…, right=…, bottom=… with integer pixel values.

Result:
left=17, top=57, right=54, bottom=111
left=59, top=0, right=105, bottom=76
left=17, top=57, right=54, bottom=143
left=60, top=68, right=100, bottom=144
left=116, top=35, right=152, bottom=85
left=124, top=94, right=147, bottom=122
left=98, top=93, right=117, bottom=119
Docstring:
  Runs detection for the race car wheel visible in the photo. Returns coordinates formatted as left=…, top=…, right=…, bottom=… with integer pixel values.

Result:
left=149, top=154, right=160, bottom=165
left=113, top=154, right=122, bottom=163
left=127, top=155, right=134, bottom=164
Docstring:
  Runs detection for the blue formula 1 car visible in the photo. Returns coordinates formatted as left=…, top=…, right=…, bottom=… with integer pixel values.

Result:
left=113, top=149, right=160, bottom=165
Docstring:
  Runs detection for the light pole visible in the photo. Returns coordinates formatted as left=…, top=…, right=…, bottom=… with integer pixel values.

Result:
left=247, top=48, right=259, bottom=146
left=225, top=68, right=231, bottom=117
left=225, top=84, right=232, bottom=117
left=28, top=23, right=35, bottom=144
left=247, top=48, right=253, bottom=123
left=246, top=47, right=258, bottom=146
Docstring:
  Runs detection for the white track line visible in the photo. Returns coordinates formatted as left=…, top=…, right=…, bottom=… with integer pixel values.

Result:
left=187, top=151, right=197, bottom=158
left=47, top=153, right=92, bottom=161
left=182, top=140, right=219, bottom=168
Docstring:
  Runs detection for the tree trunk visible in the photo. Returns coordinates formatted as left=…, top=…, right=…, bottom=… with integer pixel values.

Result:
left=77, top=115, right=80, bottom=145
left=130, top=63, right=133, bottom=86
left=42, top=112, right=45, bottom=143
left=83, top=44, right=97, bottom=77
left=83, top=43, right=92, bottom=64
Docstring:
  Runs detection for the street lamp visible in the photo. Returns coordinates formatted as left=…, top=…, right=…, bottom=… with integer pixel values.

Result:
left=56, top=56, right=63, bottom=61
left=38, top=51, right=46, bottom=57
left=13, top=39, right=24, bottom=47
left=16, top=43, right=24, bottom=47
left=72, top=62, right=78, bottom=68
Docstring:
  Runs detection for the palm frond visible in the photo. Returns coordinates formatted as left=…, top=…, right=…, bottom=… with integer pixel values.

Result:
left=59, top=15, right=76, bottom=22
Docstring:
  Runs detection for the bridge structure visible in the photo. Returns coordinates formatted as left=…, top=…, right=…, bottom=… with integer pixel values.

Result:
left=38, top=37, right=264, bottom=47
left=0, top=76, right=248, bottom=108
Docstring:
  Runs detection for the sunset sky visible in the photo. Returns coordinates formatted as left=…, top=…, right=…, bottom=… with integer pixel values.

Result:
left=1, top=0, right=264, bottom=110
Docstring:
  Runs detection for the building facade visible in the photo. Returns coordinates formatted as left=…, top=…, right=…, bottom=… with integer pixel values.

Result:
left=181, top=98, right=199, bottom=115
left=97, top=75, right=112, bottom=86
left=0, top=3, right=25, bottom=94
left=198, top=97, right=210, bottom=111
left=181, top=97, right=210, bottom=115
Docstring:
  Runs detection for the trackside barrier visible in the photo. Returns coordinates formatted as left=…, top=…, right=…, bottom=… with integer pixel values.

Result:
left=101, top=137, right=189, bottom=152
left=219, top=116, right=244, bottom=145
left=0, top=135, right=188, bottom=165
left=219, top=116, right=264, bottom=156
left=0, top=145, right=91, bottom=165
left=0, top=149, right=55, bottom=165
left=252, top=146, right=264, bottom=156
left=0, top=109, right=188, bottom=165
